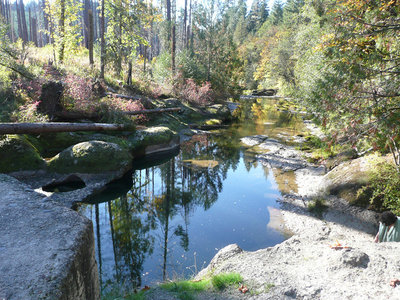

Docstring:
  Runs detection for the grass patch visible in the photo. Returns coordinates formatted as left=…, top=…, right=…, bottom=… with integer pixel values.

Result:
left=159, top=272, right=244, bottom=299
left=264, top=283, right=275, bottom=293
left=211, top=273, right=243, bottom=291
left=161, top=279, right=212, bottom=293
left=101, top=287, right=148, bottom=300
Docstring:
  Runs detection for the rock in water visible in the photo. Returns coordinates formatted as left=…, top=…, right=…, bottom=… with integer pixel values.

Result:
left=48, top=140, right=132, bottom=173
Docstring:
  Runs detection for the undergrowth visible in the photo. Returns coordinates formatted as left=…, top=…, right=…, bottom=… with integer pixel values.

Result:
left=357, top=157, right=400, bottom=214
left=160, top=272, right=244, bottom=300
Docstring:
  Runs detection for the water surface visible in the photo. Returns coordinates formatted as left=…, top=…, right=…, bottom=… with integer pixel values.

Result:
left=78, top=98, right=306, bottom=291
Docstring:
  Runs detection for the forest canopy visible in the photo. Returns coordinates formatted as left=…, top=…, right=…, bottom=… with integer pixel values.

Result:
left=0, top=0, right=399, bottom=159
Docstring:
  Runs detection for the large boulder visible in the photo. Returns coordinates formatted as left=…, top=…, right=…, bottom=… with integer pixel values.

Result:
left=321, top=154, right=379, bottom=205
left=204, top=104, right=232, bottom=122
left=0, top=135, right=46, bottom=173
left=127, top=126, right=179, bottom=156
left=26, top=132, right=130, bottom=157
left=48, top=140, right=132, bottom=173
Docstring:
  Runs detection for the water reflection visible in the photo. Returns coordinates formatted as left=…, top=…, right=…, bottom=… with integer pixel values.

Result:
left=78, top=98, right=305, bottom=293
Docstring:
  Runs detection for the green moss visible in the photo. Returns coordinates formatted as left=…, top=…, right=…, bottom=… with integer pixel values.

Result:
left=204, top=119, right=222, bottom=126
left=127, top=126, right=176, bottom=152
left=47, top=140, right=132, bottom=173
left=0, top=135, right=46, bottom=173
left=26, top=132, right=130, bottom=157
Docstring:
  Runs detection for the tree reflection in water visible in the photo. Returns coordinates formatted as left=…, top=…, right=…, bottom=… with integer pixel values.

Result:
left=80, top=97, right=305, bottom=293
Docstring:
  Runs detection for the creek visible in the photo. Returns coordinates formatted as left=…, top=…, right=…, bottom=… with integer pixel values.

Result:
left=77, top=97, right=307, bottom=293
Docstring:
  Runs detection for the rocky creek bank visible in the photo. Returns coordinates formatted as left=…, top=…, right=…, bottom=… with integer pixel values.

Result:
left=0, top=100, right=233, bottom=299
left=146, top=133, right=400, bottom=300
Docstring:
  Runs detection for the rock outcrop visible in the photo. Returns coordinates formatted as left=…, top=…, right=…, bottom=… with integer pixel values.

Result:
left=48, top=140, right=132, bottom=173
left=0, top=174, right=99, bottom=300
left=0, top=135, right=46, bottom=173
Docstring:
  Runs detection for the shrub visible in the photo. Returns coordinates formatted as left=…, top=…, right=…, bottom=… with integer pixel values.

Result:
left=357, top=159, right=400, bottom=214
left=174, top=75, right=214, bottom=106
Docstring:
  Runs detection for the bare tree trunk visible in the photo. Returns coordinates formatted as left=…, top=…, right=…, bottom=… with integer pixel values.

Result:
left=32, top=18, right=38, bottom=46
left=28, top=7, right=32, bottom=42
left=20, top=0, right=28, bottom=42
left=59, top=0, right=65, bottom=63
left=88, top=9, right=94, bottom=65
left=189, top=0, right=193, bottom=50
left=16, top=0, right=22, bottom=40
left=126, top=61, right=132, bottom=85
left=171, top=24, right=175, bottom=75
left=100, top=0, right=105, bottom=78
left=92, top=0, right=98, bottom=41
left=183, top=0, right=187, bottom=47
left=166, top=0, right=171, bottom=43
left=83, top=0, right=91, bottom=48
left=42, top=0, right=49, bottom=45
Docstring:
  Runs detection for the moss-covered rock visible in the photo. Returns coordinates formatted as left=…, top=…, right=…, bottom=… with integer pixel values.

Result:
left=127, top=126, right=177, bottom=154
left=47, top=140, right=132, bottom=173
left=204, top=104, right=232, bottom=121
left=26, top=132, right=130, bottom=157
left=0, top=135, right=46, bottom=173
left=204, top=119, right=222, bottom=126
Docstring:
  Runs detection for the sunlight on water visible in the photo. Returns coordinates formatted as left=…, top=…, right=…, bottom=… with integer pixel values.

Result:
left=78, top=97, right=306, bottom=292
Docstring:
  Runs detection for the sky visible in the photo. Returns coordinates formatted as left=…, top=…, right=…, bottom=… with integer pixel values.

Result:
left=176, top=0, right=277, bottom=11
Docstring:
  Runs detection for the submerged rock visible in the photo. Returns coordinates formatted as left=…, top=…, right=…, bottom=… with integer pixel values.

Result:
left=48, top=140, right=132, bottom=173
left=240, top=135, right=269, bottom=147
left=0, top=135, right=46, bottom=173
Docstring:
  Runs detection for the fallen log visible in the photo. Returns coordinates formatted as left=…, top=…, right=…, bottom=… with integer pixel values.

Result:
left=53, top=107, right=181, bottom=121
left=0, top=122, right=131, bottom=134
left=105, top=92, right=141, bottom=100
left=124, top=107, right=181, bottom=115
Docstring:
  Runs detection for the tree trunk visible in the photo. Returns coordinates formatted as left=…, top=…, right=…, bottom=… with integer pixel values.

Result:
left=83, top=0, right=90, bottom=48
left=171, top=24, right=175, bottom=75
left=100, top=0, right=105, bottom=78
left=16, top=0, right=22, bottom=40
left=126, top=61, right=132, bottom=85
left=166, top=0, right=171, bottom=44
left=28, top=7, right=32, bottom=42
left=88, top=8, right=94, bottom=65
left=32, top=18, right=38, bottom=46
left=92, top=0, right=98, bottom=41
left=20, top=0, right=28, bottom=42
left=183, top=0, right=187, bottom=47
left=42, top=0, right=49, bottom=45
left=0, top=122, right=130, bottom=134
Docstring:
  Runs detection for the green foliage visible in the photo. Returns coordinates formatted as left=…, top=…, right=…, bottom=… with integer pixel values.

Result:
left=44, top=0, right=83, bottom=63
left=358, top=159, right=400, bottom=214
left=211, top=273, right=243, bottom=291
left=307, top=198, right=328, bottom=218
left=161, top=279, right=211, bottom=293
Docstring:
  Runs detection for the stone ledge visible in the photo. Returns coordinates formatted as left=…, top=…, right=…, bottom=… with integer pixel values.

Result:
left=0, top=174, right=99, bottom=300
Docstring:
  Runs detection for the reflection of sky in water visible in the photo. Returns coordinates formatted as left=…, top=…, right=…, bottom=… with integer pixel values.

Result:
left=79, top=98, right=305, bottom=291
